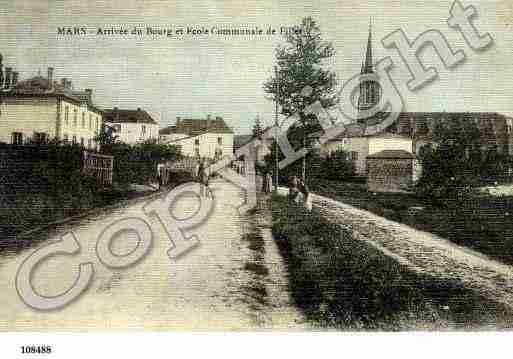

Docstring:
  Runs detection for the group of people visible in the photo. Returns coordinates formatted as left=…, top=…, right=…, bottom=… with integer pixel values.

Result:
left=193, top=159, right=310, bottom=211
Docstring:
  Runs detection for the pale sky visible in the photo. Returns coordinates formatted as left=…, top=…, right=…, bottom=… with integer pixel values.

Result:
left=0, top=0, right=511, bottom=134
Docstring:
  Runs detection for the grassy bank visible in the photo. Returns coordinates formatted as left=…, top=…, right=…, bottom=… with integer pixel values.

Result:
left=309, top=179, right=513, bottom=266
left=270, top=194, right=513, bottom=330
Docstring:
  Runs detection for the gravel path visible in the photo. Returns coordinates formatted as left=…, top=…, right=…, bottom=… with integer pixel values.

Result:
left=292, top=190, right=513, bottom=312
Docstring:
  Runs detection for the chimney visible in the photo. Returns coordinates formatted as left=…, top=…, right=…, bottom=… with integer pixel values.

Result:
left=114, top=106, right=119, bottom=121
left=4, top=67, right=12, bottom=89
left=206, top=114, right=211, bottom=128
left=85, top=88, right=92, bottom=102
left=11, top=71, right=18, bottom=87
left=47, top=67, right=54, bottom=89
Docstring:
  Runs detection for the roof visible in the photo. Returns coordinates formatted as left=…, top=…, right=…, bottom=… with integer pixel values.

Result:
left=367, top=150, right=416, bottom=159
left=234, top=134, right=253, bottom=149
left=5, top=75, right=103, bottom=113
left=325, top=111, right=512, bottom=146
left=160, top=117, right=234, bottom=136
left=159, top=125, right=177, bottom=135
left=104, top=108, right=158, bottom=125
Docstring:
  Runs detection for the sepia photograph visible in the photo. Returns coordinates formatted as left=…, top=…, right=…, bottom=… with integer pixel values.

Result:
left=0, top=0, right=513, bottom=356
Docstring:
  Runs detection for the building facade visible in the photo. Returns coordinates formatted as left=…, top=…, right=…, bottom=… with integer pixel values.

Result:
left=103, top=107, right=159, bottom=144
left=0, top=66, right=103, bottom=149
left=159, top=115, right=234, bottom=159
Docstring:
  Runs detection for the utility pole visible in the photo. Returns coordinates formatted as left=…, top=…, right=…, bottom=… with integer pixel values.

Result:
left=274, top=66, right=279, bottom=193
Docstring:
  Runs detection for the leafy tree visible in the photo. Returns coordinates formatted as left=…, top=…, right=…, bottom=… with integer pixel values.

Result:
left=264, top=17, right=338, bottom=180
left=107, top=139, right=182, bottom=186
left=321, top=149, right=355, bottom=180
left=416, top=118, right=483, bottom=200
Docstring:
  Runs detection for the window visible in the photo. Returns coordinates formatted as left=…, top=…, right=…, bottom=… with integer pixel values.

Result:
left=80, top=137, right=84, bottom=147
left=81, top=112, right=85, bottom=128
left=195, top=148, right=200, bottom=157
left=73, top=109, right=77, bottom=127
left=72, top=135, right=77, bottom=144
left=89, top=114, right=92, bottom=129
left=350, top=151, right=358, bottom=161
left=12, top=132, right=23, bottom=145
left=142, top=125, right=146, bottom=134
left=63, top=134, right=69, bottom=143
left=88, top=139, right=92, bottom=149
left=65, top=105, right=69, bottom=125
left=217, top=137, right=222, bottom=145
left=195, top=138, right=200, bottom=146
left=96, top=117, right=99, bottom=130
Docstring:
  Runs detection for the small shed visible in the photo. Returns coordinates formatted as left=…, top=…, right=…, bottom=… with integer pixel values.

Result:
left=366, top=150, right=418, bottom=193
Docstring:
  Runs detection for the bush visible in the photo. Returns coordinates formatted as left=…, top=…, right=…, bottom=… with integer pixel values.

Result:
left=321, top=149, right=355, bottom=180
left=105, top=140, right=182, bottom=186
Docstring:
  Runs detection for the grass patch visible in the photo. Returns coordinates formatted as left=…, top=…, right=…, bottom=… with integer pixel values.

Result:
left=310, top=179, right=513, bottom=266
left=270, top=194, right=513, bottom=330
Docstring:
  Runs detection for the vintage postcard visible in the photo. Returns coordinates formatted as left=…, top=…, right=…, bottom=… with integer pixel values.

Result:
left=1, top=0, right=513, bottom=353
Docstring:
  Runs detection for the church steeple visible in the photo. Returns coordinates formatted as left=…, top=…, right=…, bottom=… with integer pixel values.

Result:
left=362, top=21, right=373, bottom=74
left=357, top=19, right=381, bottom=122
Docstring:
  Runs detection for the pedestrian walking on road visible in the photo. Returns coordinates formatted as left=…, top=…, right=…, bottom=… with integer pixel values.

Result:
left=263, top=171, right=273, bottom=193
left=298, top=179, right=312, bottom=212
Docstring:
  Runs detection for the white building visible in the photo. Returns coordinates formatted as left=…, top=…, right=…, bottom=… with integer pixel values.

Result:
left=103, top=107, right=159, bottom=144
left=159, top=115, right=234, bottom=160
left=0, top=66, right=103, bottom=149
left=322, top=130, right=414, bottom=176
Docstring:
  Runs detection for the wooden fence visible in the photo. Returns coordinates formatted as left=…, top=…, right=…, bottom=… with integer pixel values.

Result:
left=82, top=151, right=114, bottom=186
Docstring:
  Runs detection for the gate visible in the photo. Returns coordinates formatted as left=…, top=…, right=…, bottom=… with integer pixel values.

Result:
left=83, top=151, right=114, bottom=186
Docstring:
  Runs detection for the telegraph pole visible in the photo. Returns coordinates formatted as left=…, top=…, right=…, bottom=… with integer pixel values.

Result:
left=274, top=66, right=279, bottom=193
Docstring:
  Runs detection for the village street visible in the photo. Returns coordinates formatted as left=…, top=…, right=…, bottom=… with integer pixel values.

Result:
left=0, top=179, right=307, bottom=331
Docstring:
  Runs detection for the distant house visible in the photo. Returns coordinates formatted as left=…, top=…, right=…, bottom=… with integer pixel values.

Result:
left=322, top=131, right=414, bottom=176
left=159, top=115, right=234, bottom=160
left=103, top=107, right=159, bottom=144
left=0, top=66, right=103, bottom=149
